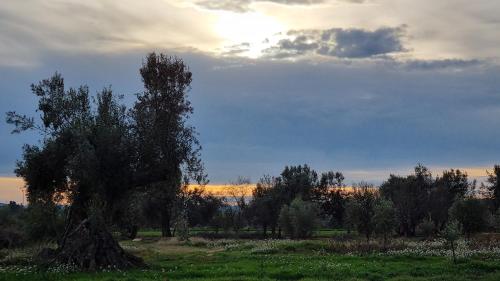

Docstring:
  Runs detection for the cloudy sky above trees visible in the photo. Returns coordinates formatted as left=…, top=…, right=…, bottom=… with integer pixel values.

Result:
left=1, top=0, right=500, bottom=196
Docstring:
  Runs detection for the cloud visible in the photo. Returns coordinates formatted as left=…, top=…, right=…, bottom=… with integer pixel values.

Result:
left=221, top=43, right=252, bottom=56
left=195, top=0, right=324, bottom=13
left=402, top=59, right=482, bottom=70
left=264, top=26, right=406, bottom=59
left=1, top=50, right=500, bottom=184
left=0, top=0, right=220, bottom=67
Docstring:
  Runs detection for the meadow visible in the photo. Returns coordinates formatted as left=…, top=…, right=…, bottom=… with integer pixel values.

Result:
left=1, top=230, right=500, bottom=281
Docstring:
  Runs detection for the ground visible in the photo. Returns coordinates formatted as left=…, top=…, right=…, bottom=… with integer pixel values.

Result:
left=1, top=231, right=500, bottom=281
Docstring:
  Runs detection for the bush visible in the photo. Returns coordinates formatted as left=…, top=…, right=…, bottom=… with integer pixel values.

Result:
left=444, top=220, right=461, bottom=263
left=373, top=198, right=396, bottom=247
left=417, top=216, right=435, bottom=239
left=278, top=197, right=318, bottom=239
left=22, top=203, right=65, bottom=242
left=449, top=198, right=490, bottom=238
left=0, top=202, right=26, bottom=249
left=175, top=211, right=190, bottom=241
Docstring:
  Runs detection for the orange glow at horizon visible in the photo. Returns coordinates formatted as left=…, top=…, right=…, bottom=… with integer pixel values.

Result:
left=0, top=166, right=492, bottom=203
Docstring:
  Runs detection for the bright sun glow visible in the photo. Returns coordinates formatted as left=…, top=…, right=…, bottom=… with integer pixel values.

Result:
left=214, top=12, right=284, bottom=58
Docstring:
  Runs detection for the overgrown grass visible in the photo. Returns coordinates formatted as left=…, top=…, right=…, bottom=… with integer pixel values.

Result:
left=1, top=237, right=500, bottom=281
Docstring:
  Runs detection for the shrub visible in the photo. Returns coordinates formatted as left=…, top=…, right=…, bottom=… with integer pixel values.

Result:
left=175, top=211, right=190, bottom=241
left=22, top=203, right=65, bottom=242
left=373, top=198, right=396, bottom=247
left=417, top=216, right=435, bottom=239
left=278, top=197, right=318, bottom=239
left=444, top=220, right=461, bottom=263
left=449, top=197, right=490, bottom=238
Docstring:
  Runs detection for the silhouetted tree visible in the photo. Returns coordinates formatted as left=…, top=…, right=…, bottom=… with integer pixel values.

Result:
left=132, top=53, right=206, bottom=237
left=8, top=75, right=142, bottom=269
left=314, top=171, right=346, bottom=227
left=345, top=184, right=377, bottom=243
left=280, top=164, right=318, bottom=203
left=428, top=169, right=471, bottom=230
left=6, top=53, right=206, bottom=269
left=380, top=164, right=432, bottom=236
left=486, top=165, right=500, bottom=211
left=373, top=198, right=396, bottom=248
left=249, top=175, right=283, bottom=236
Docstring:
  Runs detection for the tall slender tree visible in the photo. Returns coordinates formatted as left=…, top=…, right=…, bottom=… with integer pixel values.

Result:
left=132, top=53, right=206, bottom=237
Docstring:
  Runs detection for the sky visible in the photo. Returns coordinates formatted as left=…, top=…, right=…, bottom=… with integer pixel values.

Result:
left=1, top=0, right=500, bottom=202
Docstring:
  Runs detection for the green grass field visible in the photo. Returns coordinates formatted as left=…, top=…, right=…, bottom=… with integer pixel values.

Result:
left=1, top=234, right=500, bottom=281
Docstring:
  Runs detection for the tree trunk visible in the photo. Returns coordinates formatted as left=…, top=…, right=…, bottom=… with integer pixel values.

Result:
left=161, top=209, right=172, bottom=237
left=451, top=240, right=456, bottom=264
left=48, top=217, right=144, bottom=270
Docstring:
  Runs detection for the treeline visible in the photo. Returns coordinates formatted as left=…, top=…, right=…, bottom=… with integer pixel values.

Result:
left=165, top=164, right=500, bottom=241
left=2, top=163, right=500, bottom=248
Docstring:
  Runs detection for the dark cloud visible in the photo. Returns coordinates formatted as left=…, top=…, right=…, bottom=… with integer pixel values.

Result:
left=265, top=26, right=406, bottom=59
left=196, top=0, right=324, bottom=13
left=1, top=50, right=499, bottom=183
left=221, top=43, right=251, bottom=56
left=402, top=59, right=482, bottom=70
left=265, top=35, right=320, bottom=58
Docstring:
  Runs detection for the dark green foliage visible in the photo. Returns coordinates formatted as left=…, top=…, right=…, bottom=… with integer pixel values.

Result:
left=132, top=53, right=206, bottom=237
left=417, top=216, right=435, bottom=239
left=373, top=198, right=396, bottom=246
left=249, top=175, right=282, bottom=236
left=314, top=171, right=346, bottom=227
left=4, top=53, right=207, bottom=269
left=249, top=167, right=345, bottom=237
left=429, top=169, right=471, bottom=231
left=379, top=165, right=433, bottom=237
left=22, top=203, right=65, bottom=242
left=345, top=184, right=377, bottom=243
left=183, top=187, right=223, bottom=228
left=279, top=165, right=318, bottom=203
left=444, top=220, right=461, bottom=263
left=279, top=197, right=318, bottom=239
left=486, top=165, right=500, bottom=211
left=0, top=202, right=25, bottom=249
left=449, top=197, right=490, bottom=238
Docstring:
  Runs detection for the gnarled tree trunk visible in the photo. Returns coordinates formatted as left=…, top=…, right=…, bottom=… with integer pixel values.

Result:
left=43, top=207, right=144, bottom=271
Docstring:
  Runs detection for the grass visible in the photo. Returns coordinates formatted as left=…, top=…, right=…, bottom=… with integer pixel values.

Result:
left=137, top=228, right=348, bottom=239
left=1, top=236, right=500, bottom=281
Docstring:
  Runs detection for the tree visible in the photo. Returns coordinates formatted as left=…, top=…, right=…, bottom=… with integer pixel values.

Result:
left=443, top=220, right=460, bottom=264
left=428, top=169, right=471, bottom=230
left=280, top=165, right=318, bottom=203
left=314, top=171, right=346, bottom=227
left=380, top=164, right=433, bottom=236
left=449, top=197, right=490, bottom=239
left=7, top=75, right=143, bottom=269
left=373, top=198, right=396, bottom=248
left=6, top=53, right=206, bottom=269
left=486, top=165, right=500, bottom=211
left=225, top=177, right=252, bottom=233
left=249, top=175, right=282, bottom=236
left=278, top=197, right=318, bottom=239
left=132, top=53, right=206, bottom=237
left=182, top=187, right=223, bottom=227
left=345, top=184, right=377, bottom=243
